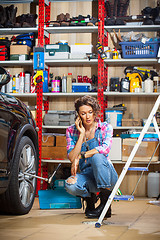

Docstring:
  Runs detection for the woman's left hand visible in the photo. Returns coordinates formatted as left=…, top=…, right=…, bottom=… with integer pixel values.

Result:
left=71, top=156, right=80, bottom=176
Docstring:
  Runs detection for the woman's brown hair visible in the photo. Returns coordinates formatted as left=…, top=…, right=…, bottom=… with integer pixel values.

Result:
left=75, top=95, right=100, bottom=118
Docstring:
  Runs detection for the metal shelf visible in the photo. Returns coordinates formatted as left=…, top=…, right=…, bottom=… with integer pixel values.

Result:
left=41, top=159, right=160, bottom=164
left=43, top=125, right=68, bottom=129
left=43, top=92, right=97, bottom=97
left=104, top=58, right=158, bottom=65
left=10, top=93, right=37, bottom=97
left=0, top=60, right=33, bottom=66
left=114, top=126, right=160, bottom=130
left=44, top=26, right=98, bottom=34
left=42, top=125, right=160, bottom=130
left=0, top=27, right=38, bottom=35
left=105, top=25, right=160, bottom=33
left=104, top=92, right=160, bottom=97
left=9, top=92, right=159, bottom=98
left=45, top=58, right=98, bottom=66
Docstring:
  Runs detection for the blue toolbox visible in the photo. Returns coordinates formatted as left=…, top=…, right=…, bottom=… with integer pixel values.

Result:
left=38, top=180, right=82, bottom=209
left=72, top=83, right=91, bottom=92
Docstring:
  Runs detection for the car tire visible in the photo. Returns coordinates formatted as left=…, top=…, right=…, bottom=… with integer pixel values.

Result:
left=0, top=136, right=38, bottom=215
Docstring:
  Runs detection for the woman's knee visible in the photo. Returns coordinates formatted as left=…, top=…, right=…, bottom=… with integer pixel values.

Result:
left=92, top=153, right=107, bottom=167
left=65, top=176, right=78, bottom=196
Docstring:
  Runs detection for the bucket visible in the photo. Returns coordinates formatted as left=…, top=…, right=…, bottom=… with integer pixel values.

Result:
left=105, top=110, right=123, bottom=127
left=147, top=172, right=160, bottom=198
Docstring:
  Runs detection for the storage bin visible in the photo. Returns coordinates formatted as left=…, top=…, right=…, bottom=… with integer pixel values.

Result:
left=43, top=110, right=75, bottom=126
left=38, top=180, right=82, bottom=209
left=105, top=110, right=123, bottom=127
left=119, top=41, right=160, bottom=58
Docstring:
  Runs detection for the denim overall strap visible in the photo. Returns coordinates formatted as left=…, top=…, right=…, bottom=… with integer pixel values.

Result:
left=79, top=127, right=101, bottom=171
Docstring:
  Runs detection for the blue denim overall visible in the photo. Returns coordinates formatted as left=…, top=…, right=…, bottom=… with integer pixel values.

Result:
left=65, top=128, right=118, bottom=198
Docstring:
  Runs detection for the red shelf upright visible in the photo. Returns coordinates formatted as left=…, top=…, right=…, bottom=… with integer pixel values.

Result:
left=36, top=0, right=45, bottom=191
left=98, top=0, right=105, bottom=121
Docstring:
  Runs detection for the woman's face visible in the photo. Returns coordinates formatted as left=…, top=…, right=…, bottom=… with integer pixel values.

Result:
left=78, top=105, right=95, bottom=127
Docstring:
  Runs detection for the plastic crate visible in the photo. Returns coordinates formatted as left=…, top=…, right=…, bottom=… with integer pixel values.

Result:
left=38, top=189, right=82, bottom=209
left=119, top=41, right=159, bottom=58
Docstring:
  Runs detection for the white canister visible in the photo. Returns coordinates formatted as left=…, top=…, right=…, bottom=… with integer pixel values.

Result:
left=144, top=78, right=153, bottom=93
left=147, top=172, right=160, bottom=198
left=25, top=73, right=31, bottom=93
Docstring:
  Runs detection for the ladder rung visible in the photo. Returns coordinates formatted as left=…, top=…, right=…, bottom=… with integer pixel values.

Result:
left=114, top=195, right=134, bottom=201
left=128, top=167, right=148, bottom=171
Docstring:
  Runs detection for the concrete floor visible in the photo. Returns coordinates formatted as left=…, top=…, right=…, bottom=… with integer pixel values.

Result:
left=0, top=198, right=159, bottom=240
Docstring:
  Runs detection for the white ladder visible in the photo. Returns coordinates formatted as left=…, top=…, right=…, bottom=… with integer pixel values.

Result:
left=95, top=95, right=160, bottom=228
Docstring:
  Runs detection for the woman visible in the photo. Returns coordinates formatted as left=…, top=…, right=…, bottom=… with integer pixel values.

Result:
left=65, top=95, right=118, bottom=218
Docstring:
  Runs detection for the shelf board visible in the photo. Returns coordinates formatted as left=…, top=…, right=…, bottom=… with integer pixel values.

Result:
left=104, top=92, right=160, bottom=97
left=45, top=58, right=98, bottom=66
left=10, top=93, right=37, bottom=97
left=0, top=60, right=33, bottom=66
left=6, top=92, right=160, bottom=98
left=105, top=25, right=160, bottom=33
left=45, top=58, right=158, bottom=66
left=42, top=159, right=70, bottom=163
left=114, top=126, right=160, bottom=130
left=43, top=92, right=97, bottom=97
left=104, top=58, right=158, bottom=65
left=45, top=26, right=98, bottom=34
left=41, top=159, right=160, bottom=164
left=43, top=125, right=68, bottom=129
left=0, top=27, right=38, bottom=35
left=42, top=125, right=160, bottom=130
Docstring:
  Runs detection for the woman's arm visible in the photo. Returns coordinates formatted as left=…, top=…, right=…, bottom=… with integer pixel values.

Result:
left=67, top=116, right=85, bottom=163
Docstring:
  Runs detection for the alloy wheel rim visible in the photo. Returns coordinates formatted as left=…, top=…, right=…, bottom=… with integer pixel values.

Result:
left=18, top=144, right=36, bottom=208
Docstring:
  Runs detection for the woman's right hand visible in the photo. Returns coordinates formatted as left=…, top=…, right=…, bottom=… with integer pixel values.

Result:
left=75, top=116, right=85, bottom=136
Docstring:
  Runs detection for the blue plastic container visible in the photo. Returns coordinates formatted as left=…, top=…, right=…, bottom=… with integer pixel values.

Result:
left=72, top=83, right=91, bottom=92
left=105, top=110, right=123, bottom=127
left=38, top=180, right=82, bottom=209
left=43, top=70, right=49, bottom=92
left=119, top=41, right=159, bottom=58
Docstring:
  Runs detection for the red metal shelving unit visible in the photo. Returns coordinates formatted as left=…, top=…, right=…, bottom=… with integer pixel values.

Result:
left=37, top=0, right=106, bottom=189
left=97, top=0, right=105, bottom=121
left=36, top=0, right=45, bottom=191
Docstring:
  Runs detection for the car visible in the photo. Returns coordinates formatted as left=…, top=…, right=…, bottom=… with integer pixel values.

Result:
left=0, top=66, right=39, bottom=215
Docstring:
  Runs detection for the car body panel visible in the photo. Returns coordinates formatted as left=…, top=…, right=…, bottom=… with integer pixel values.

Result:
left=0, top=92, right=38, bottom=194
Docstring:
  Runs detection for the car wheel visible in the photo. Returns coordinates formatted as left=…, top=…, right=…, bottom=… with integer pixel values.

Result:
left=0, top=136, right=38, bottom=215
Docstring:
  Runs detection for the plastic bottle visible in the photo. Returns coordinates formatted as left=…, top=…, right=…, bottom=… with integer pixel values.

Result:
left=62, top=74, right=67, bottom=92
left=120, top=77, right=130, bottom=92
left=67, top=73, right=72, bottom=92
left=52, top=76, right=60, bottom=93
left=153, top=76, right=159, bottom=92
left=12, top=75, right=16, bottom=93
left=144, top=78, right=153, bottom=93
left=15, top=74, right=19, bottom=93
left=19, top=72, right=25, bottom=93
left=43, top=70, right=49, bottom=93
left=112, top=49, right=118, bottom=59
left=25, top=73, right=31, bottom=93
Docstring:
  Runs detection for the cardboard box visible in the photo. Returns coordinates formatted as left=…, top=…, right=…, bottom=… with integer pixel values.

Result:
left=10, top=45, right=31, bottom=55
left=70, top=44, right=93, bottom=53
left=42, top=134, right=56, bottom=147
left=41, top=146, right=67, bottom=159
left=56, top=135, right=67, bottom=147
left=109, top=137, right=122, bottom=161
left=122, top=119, right=142, bottom=126
left=122, top=138, right=160, bottom=162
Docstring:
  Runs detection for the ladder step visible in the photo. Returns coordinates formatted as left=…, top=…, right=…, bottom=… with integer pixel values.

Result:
left=114, top=195, right=134, bottom=201
left=128, top=167, right=148, bottom=171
